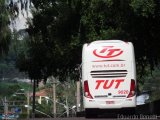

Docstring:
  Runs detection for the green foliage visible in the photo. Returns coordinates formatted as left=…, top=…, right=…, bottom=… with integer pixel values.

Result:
left=130, top=0, right=156, bottom=17
left=99, top=28, right=124, bottom=40
left=0, top=0, right=11, bottom=57
left=0, top=0, right=31, bottom=57
left=140, top=68, right=160, bottom=101
left=0, top=81, right=31, bottom=98
left=0, top=31, right=28, bottom=80
left=8, top=84, right=21, bottom=93
left=38, top=80, right=77, bottom=117
left=16, top=0, right=83, bottom=81
left=15, top=0, right=160, bottom=85
left=36, top=101, right=53, bottom=117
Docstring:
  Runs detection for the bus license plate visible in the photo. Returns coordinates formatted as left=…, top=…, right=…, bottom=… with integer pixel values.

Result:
left=106, top=101, right=115, bottom=104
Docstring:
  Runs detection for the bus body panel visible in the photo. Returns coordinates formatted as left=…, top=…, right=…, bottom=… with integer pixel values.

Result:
left=82, top=40, right=136, bottom=110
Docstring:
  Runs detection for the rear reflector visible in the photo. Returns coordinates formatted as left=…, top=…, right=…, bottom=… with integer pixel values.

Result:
left=127, top=79, right=136, bottom=98
left=84, top=80, right=93, bottom=99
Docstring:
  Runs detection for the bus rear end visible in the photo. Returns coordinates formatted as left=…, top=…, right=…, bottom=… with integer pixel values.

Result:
left=82, top=40, right=136, bottom=118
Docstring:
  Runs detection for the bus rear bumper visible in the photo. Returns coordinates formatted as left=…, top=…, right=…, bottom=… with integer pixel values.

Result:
left=84, top=97, right=136, bottom=109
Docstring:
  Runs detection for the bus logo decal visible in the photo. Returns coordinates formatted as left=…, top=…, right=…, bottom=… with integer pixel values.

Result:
left=93, top=46, right=123, bottom=58
left=95, top=79, right=124, bottom=89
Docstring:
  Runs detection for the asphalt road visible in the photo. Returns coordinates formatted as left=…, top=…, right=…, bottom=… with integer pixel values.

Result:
left=23, top=118, right=114, bottom=120
left=21, top=114, right=159, bottom=120
left=21, top=117, right=157, bottom=120
left=22, top=117, right=119, bottom=120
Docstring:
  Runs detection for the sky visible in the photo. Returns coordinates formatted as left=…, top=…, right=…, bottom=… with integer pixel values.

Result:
left=9, top=0, right=33, bottom=31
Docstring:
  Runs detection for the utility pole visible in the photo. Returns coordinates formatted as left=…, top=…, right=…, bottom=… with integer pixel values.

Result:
left=51, top=76, right=56, bottom=118
left=32, top=79, right=36, bottom=118
left=76, top=64, right=82, bottom=113
left=76, top=81, right=80, bottom=112
left=66, top=96, right=69, bottom=117
left=27, top=92, right=30, bottom=118
left=4, top=97, right=8, bottom=118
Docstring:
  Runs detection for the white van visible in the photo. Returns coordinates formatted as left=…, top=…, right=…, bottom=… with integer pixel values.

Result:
left=82, top=40, right=136, bottom=117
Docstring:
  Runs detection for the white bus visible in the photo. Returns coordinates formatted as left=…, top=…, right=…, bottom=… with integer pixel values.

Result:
left=82, top=40, right=136, bottom=118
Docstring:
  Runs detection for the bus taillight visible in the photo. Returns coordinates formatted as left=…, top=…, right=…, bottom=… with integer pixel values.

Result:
left=127, top=79, right=136, bottom=98
left=84, top=80, right=93, bottom=99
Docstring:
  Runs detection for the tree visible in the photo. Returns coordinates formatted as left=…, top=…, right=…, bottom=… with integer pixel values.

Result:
left=0, top=0, right=11, bottom=57
left=17, top=0, right=83, bottom=82
left=79, top=0, right=160, bottom=78
left=16, top=0, right=160, bottom=83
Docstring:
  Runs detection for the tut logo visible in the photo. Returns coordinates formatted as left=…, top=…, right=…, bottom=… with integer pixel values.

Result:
left=95, top=79, right=124, bottom=89
left=93, top=46, right=123, bottom=58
